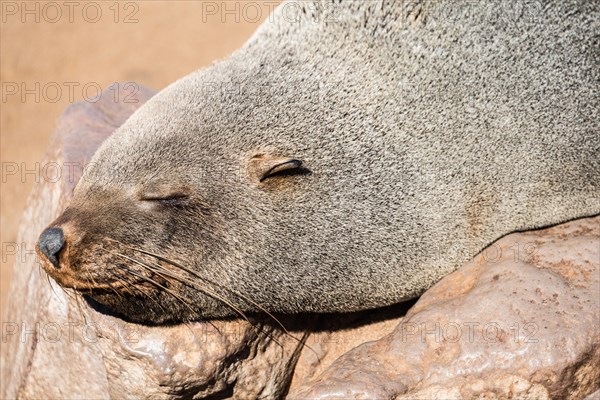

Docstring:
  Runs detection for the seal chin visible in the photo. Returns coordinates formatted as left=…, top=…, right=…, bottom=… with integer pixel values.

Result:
left=84, top=293, right=157, bottom=324
left=84, top=291, right=195, bottom=325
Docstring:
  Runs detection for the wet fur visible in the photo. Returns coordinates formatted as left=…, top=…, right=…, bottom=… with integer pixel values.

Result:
left=42, top=0, right=599, bottom=323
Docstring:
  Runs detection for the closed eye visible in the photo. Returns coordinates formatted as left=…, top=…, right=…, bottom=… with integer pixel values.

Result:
left=139, top=193, right=189, bottom=206
left=259, top=159, right=304, bottom=182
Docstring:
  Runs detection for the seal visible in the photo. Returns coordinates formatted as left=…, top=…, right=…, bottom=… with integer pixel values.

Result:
left=37, top=0, right=599, bottom=324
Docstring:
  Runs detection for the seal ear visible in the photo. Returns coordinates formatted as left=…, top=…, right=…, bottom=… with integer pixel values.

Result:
left=248, top=155, right=304, bottom=182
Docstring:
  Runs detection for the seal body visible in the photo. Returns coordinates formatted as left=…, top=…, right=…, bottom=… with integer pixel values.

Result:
left=38, top=0, right=599, bottom=323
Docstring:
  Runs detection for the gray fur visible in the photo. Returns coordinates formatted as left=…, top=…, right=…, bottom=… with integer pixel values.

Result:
left=45, top=0, right=599, bottom=323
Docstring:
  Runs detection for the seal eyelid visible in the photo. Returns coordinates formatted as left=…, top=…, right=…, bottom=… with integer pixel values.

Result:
left=142, top=196, right=190, bottom=209
left=259, top=159, right=303, bottom=182
left=248, top=155, right=306, bottom=183
left=140, top=193, right=189, bottom=201
left=138, top=182, right=192, bottom=203
left=138, top=192, right=190, bottom=207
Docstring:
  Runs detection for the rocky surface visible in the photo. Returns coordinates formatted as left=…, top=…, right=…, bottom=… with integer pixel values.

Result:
left=1, top=86, right=598, bottom=399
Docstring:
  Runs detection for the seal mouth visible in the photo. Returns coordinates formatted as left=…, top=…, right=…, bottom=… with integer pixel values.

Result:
left=68, top=280, right=145, bottom=293
left=45, top=270, right=148, bottom=294
left=38, top=251, right=150, bottom=294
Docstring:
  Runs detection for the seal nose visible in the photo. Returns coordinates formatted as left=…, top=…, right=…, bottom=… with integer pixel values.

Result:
left=38, top=227, right=65, bottom=269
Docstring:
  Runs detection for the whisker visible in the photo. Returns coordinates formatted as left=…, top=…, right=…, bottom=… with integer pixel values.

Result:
left=84, top=270, right=99, bottom=296
left=38, top=264, right=98, bottom=332
left=119, top=263, right=227, bottom=337
left=125, top=259, right=237, bottom=338
left=125, top=246, right=289, bottom=334
left=130, top=248, right=318, bottom=357
left=112, top=251, right=252, bottom=326
left=42, top=269, right=62, bottom=301
left=72, top=290, right=90, bottom=325
left=103, top=239, right=302, bottom=353
left=62, top=286, right=78, bottom=302
left=113, top=257, right=204, bottom=319
left=104, top=279, right=126, bottom=301
left=111, top=252, right=283, bottom=347
left=116, top=272, right=173, bottom=317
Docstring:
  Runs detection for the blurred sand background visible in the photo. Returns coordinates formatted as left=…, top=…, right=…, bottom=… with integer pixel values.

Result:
left=1, top=0, right=280, bottom=318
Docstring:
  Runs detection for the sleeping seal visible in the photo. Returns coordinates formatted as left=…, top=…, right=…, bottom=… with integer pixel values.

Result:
left=37, top=0, right=599, bottom=324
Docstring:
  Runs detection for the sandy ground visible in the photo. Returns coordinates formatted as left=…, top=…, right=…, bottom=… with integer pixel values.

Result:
left=1, top=0, right=280, bottom=320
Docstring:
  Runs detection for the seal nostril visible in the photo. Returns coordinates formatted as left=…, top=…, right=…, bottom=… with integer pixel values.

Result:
left=38, top=227, right=65, bottom=269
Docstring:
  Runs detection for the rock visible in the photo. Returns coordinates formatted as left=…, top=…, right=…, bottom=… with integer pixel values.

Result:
left=289, top=216, right=600, bottom=399
left=0, top=85, right=306, bottom=399
left=585, top=389, right=600, bottom=400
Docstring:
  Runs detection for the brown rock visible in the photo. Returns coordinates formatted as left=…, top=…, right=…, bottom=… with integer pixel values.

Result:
left=0, top=85, right=305, bottom=399
left=290, top=217, right=600, bottom=399
left=585, top=389, right=600, bottom=400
